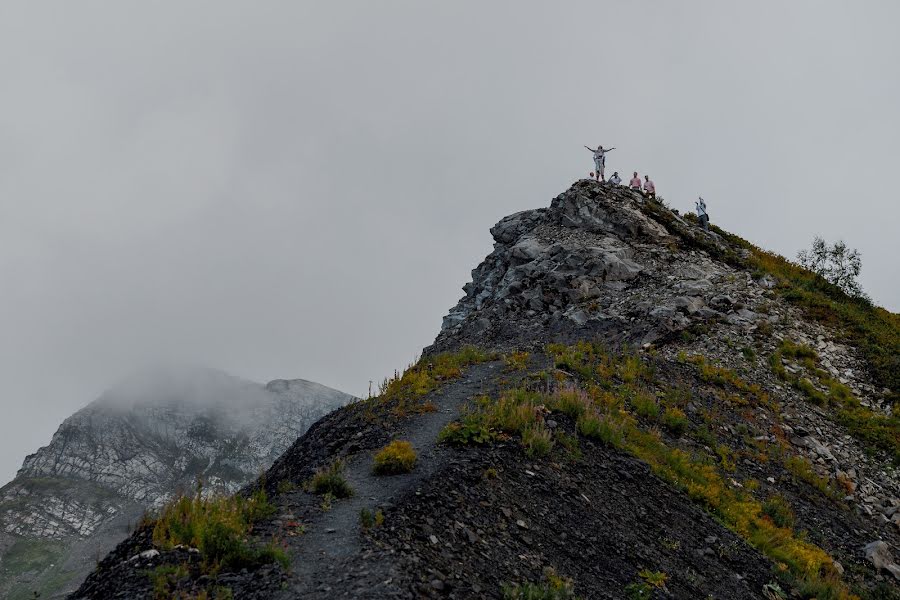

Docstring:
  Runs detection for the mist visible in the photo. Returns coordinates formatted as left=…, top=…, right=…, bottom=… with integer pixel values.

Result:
left=1, top=1, right=898, bottom=484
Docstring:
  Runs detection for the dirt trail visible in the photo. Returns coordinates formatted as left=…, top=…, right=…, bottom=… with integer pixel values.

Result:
left=271, top=362, right=503, bottom=599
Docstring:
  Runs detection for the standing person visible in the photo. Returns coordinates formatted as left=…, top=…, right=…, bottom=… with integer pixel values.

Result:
left=643, top=175, right=656, bottom=200
left=695, top=197, right=709, bottom=230
left=608, top=171, right=622, bottom=185
left=629, top=171, right=642, bottom=191
left=584, top=144, right=615, bottom=182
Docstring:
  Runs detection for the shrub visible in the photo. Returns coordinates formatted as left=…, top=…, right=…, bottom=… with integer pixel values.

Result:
left=797, top=236, right=865, bottom=298
left=275, top=480, right=297, bottom=494
left=632, top=392, right=660, bottom=420
left=307, top=460, right=354, bottom=498
left=439, top=416, right=496, bottom=446
left=551, top=388, right=590, bottom=418
left=661, top=407, right=688, bottom=436
left=554, top=431, right=582, bottom=460
left=359, top=508, right=384, bottom=529
left=522, top=424, right=554, bottom=458
left=151, top=486, right=284, bottom=574
left=372, top=440, right=417, bottom=475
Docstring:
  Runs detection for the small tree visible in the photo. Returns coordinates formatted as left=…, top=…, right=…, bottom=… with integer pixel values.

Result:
left=797, top=236, right=865, bottom=298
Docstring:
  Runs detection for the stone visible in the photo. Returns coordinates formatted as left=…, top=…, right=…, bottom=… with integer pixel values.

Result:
left=709, top=295, right=735, bottom=310
left=863, top=541, right=898, bottom=574
left=650, top=306, right=676, bottom=320
left=676, top=279, right=713, bottom=296
left=672, top=296, right=705, bottom=315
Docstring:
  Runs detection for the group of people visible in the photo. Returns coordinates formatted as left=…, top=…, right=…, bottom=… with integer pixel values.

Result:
left=585, top=143, right=709, bottom=230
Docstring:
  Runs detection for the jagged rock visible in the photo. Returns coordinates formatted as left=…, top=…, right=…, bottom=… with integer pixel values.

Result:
left=672, top=296, right=706, bottom=315
left=864, top=541, right=900, bottom=580
left=710, top=295, right=736, bottom=310
left=676, top=279, right=713, bottom=296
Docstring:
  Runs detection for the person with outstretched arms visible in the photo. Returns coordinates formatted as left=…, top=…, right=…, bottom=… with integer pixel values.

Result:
left=584, top=144, right=615, bottom=182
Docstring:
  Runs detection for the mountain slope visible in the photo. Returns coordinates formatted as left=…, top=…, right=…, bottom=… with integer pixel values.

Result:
left=0, top=367, right=354, bottom=600
left=74, top=180, right=899, bottom=599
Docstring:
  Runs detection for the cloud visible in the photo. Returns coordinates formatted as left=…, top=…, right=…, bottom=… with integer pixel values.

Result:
left=0, top=0, right=897, bottom=483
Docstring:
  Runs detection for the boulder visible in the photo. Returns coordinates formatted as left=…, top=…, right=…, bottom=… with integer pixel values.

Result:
left=863, top=541, right=900, bottom=580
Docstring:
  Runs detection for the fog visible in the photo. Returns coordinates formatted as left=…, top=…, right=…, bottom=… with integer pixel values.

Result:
left=1, top=1, right=898, bottom=484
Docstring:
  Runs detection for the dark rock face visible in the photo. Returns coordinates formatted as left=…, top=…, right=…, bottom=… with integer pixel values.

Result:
left=0, top=367, right=354, bottom=599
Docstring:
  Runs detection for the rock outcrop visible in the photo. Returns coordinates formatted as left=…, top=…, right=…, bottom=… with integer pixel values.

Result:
left=0, top=367, right=354, bottom=600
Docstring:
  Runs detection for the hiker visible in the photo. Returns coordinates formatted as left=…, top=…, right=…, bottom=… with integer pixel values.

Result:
left=643, top=175, right=656, bottom=200
left=608, top=171, right=622, bottom=185
left=629, top=171, right=642, bottom=191
left=584, top=144, right=615, bottom=182
left=696, top=197, right=709, bottom=230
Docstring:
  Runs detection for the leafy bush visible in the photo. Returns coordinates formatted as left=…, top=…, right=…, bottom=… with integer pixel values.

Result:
left=372, top=440, right=417, bottom=475
left=307, top=460, right=354, bottom=498
left=797, top=236, right=865, bottom=298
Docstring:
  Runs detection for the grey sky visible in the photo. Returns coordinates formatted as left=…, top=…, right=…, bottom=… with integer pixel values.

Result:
left=1, top=1, right=898, bottom=484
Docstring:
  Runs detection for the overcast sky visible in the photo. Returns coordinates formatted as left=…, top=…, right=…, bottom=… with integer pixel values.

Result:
left=1, top=1, right=897, bottom=484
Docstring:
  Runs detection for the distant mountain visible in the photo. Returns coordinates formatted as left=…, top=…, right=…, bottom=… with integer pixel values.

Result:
left=0, top=366, right=354, bottom=599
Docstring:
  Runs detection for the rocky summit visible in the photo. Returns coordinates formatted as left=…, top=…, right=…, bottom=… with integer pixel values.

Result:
left=74, top=180, right=898, bottom=599
left=0, top=366, right=354, bottom=600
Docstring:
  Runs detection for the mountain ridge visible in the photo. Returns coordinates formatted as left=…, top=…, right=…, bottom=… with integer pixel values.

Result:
left=74, top=180, right=900, bottom=599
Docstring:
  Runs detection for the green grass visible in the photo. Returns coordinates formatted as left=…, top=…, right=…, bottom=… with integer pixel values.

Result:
left=151, top=485, right=285, bottom=575
left=660, top=407, right=688, bottom=436
left=372, top=346, right=495, bottom=417
left=762, top=494, right=795, bottom=529
left=307, top=459, right=354, bottom=498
